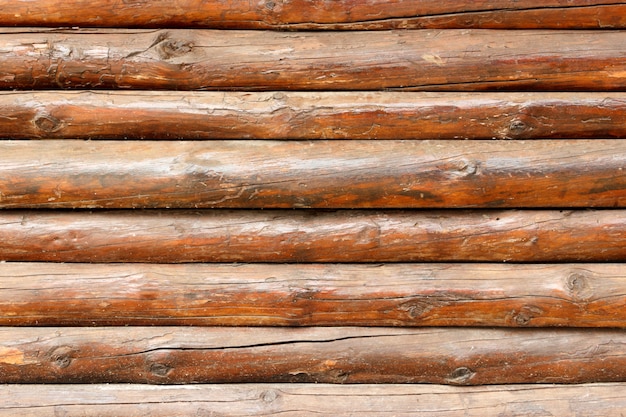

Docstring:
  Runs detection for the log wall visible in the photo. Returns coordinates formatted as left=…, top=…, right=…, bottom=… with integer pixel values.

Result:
left=1, top=1, right=626, bottom=415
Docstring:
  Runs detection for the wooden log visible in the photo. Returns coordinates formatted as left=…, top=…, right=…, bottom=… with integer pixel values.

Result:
left=1, top=210, right=625, bottom=263
left=1, top=263, right=625, bottom=327
left=2, top=29, right=626, bottom=91
left=5, top=91, right=626, bottom=140
left=2, top=383, right=626, bottom=417
left=2, top=139, right=626, bottom=209
left=0, top=327, right=625, bottom=384
left=0, top=1, right=624, bottom=30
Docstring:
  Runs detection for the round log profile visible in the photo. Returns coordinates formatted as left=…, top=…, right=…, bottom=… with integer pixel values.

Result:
left=0, top=263, right=624, bottom=327
left=1, top=29, right=626, bottom=91
left=0, top=210, right=625, bottom=263
left=3, top=92, right=626, bottom=140
left=0, top=1, right=624, bottom=29
left=1, top=383, right=625, bottom=417
left=1, top=139, right=625, bottom=209
left=0, top=327, right=625, bottom=384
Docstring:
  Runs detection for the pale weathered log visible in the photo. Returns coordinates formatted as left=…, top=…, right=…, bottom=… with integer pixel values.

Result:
left=0, top=210, right=625, bottom=263
left=0, top=263, right=624, bottom=327
left=2, top=29, right=626, bottom=91
left=4, top=91, right=626, bottom=140
left=1, top=383, right=626, bottom=417
left=2, top=139, right=626, bottom=209
left=0, top=327, right=625, bottom=384
left=0, top=1, right=624, bottom=30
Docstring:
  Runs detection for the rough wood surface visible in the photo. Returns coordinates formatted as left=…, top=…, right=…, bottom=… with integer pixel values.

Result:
left=0, top=1, right=624, bottom=29
left=2, top=29, right=626, bottom=91
left=0, top=327, right=625, bottom=384
left=2, top=383, right=626, bottom=417
left=5, top=91, right=626, bottom=140
left=1, top=210, right=625, bottom=263
left=2, top=139, right=626, bottom=209
left=1, top=263, right=624, bottom=327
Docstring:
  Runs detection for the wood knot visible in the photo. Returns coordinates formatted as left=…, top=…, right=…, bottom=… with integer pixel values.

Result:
left=398, top=300, right=433, bottom=319
left=157, top=39, right=194, bottom=60
left=261, top=389, right=279, bottom=403
left=458, top=160, right=480, bottom=176
left=49, top=346, right=73, bottom=369
left=510, top=305, right=543, bottom=327
left=149, top=362, right=173, bottom=377
left=446, top=366, right=475, bottom=385
left=34, top=114, right=64, bottom=133
left=566, top=271, right=593, bottom=301
left=508, top=119, right=528, bottom=136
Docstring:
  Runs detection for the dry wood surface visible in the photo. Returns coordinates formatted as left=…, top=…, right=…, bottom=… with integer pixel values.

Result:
left=0, top=1, right=624, bottom=29
left=0, top=262, right=624, bottom=327
left=4, top=91, right=626, bottom=140
left=1, top=210, right=625, bottom=263
left=1, top=383, right=626, bottom=417
left=0, top=327, right=625, bottom=384
left=2, top=139, right=626, bottom=209
left=2, top=29, right=626, bottom=91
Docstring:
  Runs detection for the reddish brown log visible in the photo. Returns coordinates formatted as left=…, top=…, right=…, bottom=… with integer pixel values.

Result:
left=2, top=139, right=626, bottom=209
left=0, top=263, right=624, bottom=327
left=0, top=210, right=625, bottom=263
left=2, top=29, right=626, bottom=91
left=2, top=383, right=626, bottom=417
left=0, top=1, right=624, bottom=29
left=0, top=327, right=625, bottom=384
left=4, top=91, right=626, bottom=140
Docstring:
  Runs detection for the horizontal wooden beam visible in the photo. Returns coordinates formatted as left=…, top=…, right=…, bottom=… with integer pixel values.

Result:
left=0, top=1, right=624, bottom=29
left=4, top=91, right=626, bottom=140
left=1, top=327, right=625, bottom=384
left=2, top=383, right=626, bottom=416
left=2, top=140, right=626, bottom=209
left=1, top=263, right=624, bottom=327
left=1, top=210, right=625, bottom=263
left=2, top=29, right=626, bottom=91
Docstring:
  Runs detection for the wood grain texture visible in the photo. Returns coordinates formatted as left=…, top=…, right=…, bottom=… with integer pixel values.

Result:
left=2, top=383, right=626, bottom=417
left=0, top=327, right=625, bottom=384
left=1, top=210, right=625, bottom=263
left=1, top=263, right=625, bottom=327
left=0, top=1, right=624, bottom=29
left=2, top=139, right=626, bottom=209
left=5, top=91, right=626, bottom=140
left=2, top=29, right=626, bottom=91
